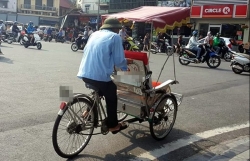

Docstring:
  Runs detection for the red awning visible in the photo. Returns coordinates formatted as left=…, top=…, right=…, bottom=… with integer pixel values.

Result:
left=60, top=0, right=71, bottom=8
left=101, top=6, right=190, bottom=30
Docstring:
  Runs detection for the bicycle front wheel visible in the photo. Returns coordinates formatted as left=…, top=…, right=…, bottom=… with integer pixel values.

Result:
left=52, top=97, right=94, bottom=158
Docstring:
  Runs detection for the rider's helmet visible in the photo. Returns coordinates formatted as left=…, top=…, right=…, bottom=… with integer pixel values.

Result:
left=14, top=21, right=17, bottom=25
left=216, top=32, right=221, bottom=37
left=28, top=21, right=33, bottom=26
left=0, top=20, right=3, bottom=24
left=192, top=30, right=198, bottom=37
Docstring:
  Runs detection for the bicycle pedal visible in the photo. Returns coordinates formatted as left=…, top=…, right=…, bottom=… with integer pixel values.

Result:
left=101, top=118, right=109, bottom=135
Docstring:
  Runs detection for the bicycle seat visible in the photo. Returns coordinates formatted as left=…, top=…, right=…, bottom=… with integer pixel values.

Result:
left=85, top=83, right=99, bottom=91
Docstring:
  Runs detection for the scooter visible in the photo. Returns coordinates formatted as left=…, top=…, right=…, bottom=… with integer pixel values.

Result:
left=55, top=34, right=65, bottom=43
left=43, top=34, right=53, bottom=42
left=150, top=37, right=172, bottom=54
left=230, top=53, right=250, bottom=74
left=125, top=37, right=140, bottom=52
left=217, top=39, right=233, bottom=62
left=179, top=44, right=221, bottom=68
left=71, top=35, right=86, bottom=52
left=7, top=31, right=24, bottom=45
left=134, top=36, right=144, bottom=51
left=23, top=31, right=42, bottom=50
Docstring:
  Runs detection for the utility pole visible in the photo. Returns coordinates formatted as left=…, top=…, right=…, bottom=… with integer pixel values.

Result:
left=96, top=0, right=100, bottom=30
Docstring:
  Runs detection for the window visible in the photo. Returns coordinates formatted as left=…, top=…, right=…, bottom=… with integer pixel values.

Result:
left=35, top=0, right=42, bottom=10
left=24, top=0, right=31, bottom=9
left=221, top=24, right=244, bottom=41
left=47, top=0, right=53, bottom=7
left=199, top=24, right=209, bottom=38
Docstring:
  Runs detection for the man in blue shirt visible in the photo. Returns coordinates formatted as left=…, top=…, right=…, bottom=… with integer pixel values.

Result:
left=77, top=18, right=132, bottom=134
left=27, top=21, right=35, bottom=44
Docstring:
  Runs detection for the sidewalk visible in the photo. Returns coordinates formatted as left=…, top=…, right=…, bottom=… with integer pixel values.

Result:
left=184, top=135, right=249, bottom=161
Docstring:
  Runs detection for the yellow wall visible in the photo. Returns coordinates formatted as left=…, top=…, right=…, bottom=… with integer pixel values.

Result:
left=17, top=0, right=60, bottom=10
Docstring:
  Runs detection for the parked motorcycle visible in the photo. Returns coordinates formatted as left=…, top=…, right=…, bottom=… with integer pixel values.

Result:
left=71, top=36, right=86, bottom=52
left=22, top=31, right=42, bottom=50
left=125, top=37, right=140, bottom=52
left=230, top=53, right=250, bottom=74
left=7, top=31, right=24, bottom=45
left=179, top=44, right=221, bottom=68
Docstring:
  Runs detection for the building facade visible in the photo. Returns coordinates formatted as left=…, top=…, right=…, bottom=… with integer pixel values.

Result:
left=77, top=0, right=108, bottom=14
left=0, top=0, right=72, bottom=26
left=108, top=0, right=157, bottom=13
left=0, top=0, right=17, bottom=13
left=191, top=0, right=250, bottom=43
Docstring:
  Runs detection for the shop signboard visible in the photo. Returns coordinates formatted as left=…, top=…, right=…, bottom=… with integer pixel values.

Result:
left=191, top=4, right=248, bottom=18
left=202, top=4, right=233, bottom=18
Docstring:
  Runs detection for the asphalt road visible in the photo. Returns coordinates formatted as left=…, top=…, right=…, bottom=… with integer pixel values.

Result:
left=0, top=41, right=249, bottom=161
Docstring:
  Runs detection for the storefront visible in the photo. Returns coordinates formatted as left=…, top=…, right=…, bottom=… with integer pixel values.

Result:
left=191, top=2, right=249, bottom=44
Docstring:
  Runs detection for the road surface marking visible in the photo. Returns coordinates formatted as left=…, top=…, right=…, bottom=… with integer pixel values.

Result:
left=130, top=122, right=249, bottom=161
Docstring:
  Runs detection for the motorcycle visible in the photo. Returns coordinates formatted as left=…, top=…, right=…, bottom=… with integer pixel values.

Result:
left=43, top=34, right=53, bottom=42
left=7, top=31, right=24, bottom=45
left=134, top=36, right=144, bottom=51
left=230, top=53, right=250, bottom=74
left=179, top=44, right=221, bottom=68
left=125, top=37, right=140, bottom=52
left=55, top=34, right=65, bottom=43
left=150, top=37, right=172, bottom=54
left=71, top=35, right=86, bottom=52
left=22, top=31, right=42, bottom=50
left=217, top=38, right=233, bottom=62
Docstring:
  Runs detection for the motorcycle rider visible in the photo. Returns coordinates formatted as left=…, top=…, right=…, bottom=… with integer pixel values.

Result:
left=204, top=31, right=213, bottom=46
left=47, top=27, right=52, bottom=39
left=0, top=20, right=6, bottom=42
left=27, top=21, right=36, bottom=44
left=156, top=32, right=165, bottom=52
left=12, top=21, right=20, bottom=39
left=119, top=26, right=129, bottom=49
left=186, top=30, right=203, bottom=61
left=77, top=26, right=89, bottom=48
left=213, top=33, right=222, bottom=55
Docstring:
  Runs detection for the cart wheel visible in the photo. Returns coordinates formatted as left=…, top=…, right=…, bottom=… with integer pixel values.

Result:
left=149, top=95, right=177, bottom=141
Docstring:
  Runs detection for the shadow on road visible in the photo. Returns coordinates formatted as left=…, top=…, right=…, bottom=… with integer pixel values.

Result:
left=24, top=48, right=48, bottom=51
left=66, top=124, right=193, bottom=161
left=186, top=64, right=232, bottom=72
left=0, top=56, right=13, bottom=64
left=0, top=44, right=13, bottom=48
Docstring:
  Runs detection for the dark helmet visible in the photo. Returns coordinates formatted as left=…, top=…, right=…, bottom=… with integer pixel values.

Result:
left=29, top=21, right=33, bottom=26
left=14, top=21, right=18, bottom=25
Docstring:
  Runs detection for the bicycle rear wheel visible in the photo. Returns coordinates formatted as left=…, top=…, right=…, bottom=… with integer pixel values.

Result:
left=149, top=95, right=177, bottom=141
left=52, top=97, right=94, bottom=158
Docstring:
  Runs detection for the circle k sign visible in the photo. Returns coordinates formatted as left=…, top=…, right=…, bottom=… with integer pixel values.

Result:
left=202, top=4, right=233, bottom=18
left=222, top=7, right=231, bottom=14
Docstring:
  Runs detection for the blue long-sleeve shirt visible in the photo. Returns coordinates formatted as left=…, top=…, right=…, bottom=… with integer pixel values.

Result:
left=47, top=28, right=52, bottom=35
left=77, top=29, right=127, bottom=82
left=27, top=25, right=35, bottom=34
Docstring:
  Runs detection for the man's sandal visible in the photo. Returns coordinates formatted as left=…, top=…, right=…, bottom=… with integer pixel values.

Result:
left=111, top=122, right=128, bottom=134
